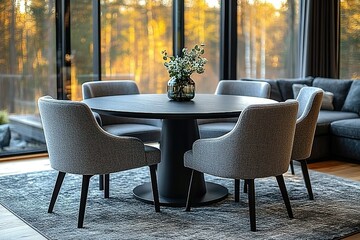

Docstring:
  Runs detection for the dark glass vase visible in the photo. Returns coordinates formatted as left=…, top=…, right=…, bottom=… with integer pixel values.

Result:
left=167, top=77, right=195, bottom=101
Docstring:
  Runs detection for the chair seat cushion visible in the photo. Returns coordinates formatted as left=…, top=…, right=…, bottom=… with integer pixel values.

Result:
left=331, top=119, right=360, bottom=139
left=103, top=124, right=161, bottom=143
left=198, top=122, right=235, bottom=138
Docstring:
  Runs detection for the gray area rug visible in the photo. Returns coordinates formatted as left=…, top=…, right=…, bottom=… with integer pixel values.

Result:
left=0, top=166, right=359, bottom=240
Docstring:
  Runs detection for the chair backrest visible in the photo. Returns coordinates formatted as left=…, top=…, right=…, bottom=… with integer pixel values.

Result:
left=38, top=96, right=148, bottom=175
left=82, top=80, right=140, bottom=99
left=291, top=87, right=324, bottom=160
left=215, top=80, right=271, bottom=98
left=198, top=80, right=271, bottom=125
left=191, top=101, right=298, bottom=179
left=82, top=80, right=160, bottom=127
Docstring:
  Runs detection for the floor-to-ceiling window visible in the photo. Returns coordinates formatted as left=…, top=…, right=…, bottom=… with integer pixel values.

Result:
left=185, top=0, right=220, bottom=93
left=0, top=0, right=56, bottom=157
left=99, top=0, right=173, bottom=94
left=339, top=0, right=360, bottom=79
left=67, top=0, right=174, bottom=101
left=237, top=0, right=299, bottom=79
left=3, top=0, right=357, bottom=158
left=69, top=0, right=94, bottom=100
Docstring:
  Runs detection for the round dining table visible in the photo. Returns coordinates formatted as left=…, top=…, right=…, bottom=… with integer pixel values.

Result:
left=83, top=93, right=277, bottom=207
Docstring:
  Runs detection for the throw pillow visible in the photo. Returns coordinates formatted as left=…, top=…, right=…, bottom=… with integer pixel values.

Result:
left=321, top=91, right=335, bottom=111
left=342, top=80, right=360, bottom=115
left=292, top=84, right=334, bottom=110
left=292, top=83, right=308, bottom=98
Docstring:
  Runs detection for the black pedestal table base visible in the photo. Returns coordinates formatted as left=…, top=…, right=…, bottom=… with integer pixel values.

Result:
left=133, top=182, right=228, bottom=207
left=133, top=118, right=229, bottom=207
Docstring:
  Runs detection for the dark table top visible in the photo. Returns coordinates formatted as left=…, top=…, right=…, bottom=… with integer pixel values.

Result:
left=82, top=94, right=277, bottom=119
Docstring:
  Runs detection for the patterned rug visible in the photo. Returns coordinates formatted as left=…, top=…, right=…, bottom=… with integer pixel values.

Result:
left=0, top=167, right=359, bottom=240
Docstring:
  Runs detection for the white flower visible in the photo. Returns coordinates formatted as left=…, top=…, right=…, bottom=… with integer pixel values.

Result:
left=162, top=44, right=207, bottom=81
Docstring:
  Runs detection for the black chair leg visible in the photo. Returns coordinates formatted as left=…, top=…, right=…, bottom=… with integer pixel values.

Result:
left=290, top=160, right=295, bottom=175
left=48, top=171, right=66, bottom=213
left=99, top=175, right=104, bottom=190
left=300, top=160, right=314, bottom=200
left=234, top=179, right=240, bottom=202
left=247, top=179, right=256, bottom=232
left=185, top=170, right=195, bottom=212
left=104, top=174, right=110, bottom=198
left=276, top=175, right=294, bottom=219
left=78, top=175, right=92, bottom=228
left=149, top=165, right=160, bottom=212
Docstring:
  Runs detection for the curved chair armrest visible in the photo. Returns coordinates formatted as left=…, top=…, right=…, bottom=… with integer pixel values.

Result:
left=185, top=133, right=238, bottom=178
left=69, top=109, right=151, bottom=174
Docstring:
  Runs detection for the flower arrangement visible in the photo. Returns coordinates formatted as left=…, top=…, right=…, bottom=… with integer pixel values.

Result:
left=161, top=44, right=207, bottom=81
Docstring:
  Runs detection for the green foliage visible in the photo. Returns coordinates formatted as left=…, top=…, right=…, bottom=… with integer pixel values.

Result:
left=0, top=110, right=9, bottom=125
left=162, top=44, right=207, bottom=80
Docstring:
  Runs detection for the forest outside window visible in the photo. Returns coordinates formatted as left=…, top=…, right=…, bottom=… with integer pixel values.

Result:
left=339, top=0, right=360, bottom=79
left=236, top=0, right=299, bottom=79
left=1, top=0, right=358, bottom=158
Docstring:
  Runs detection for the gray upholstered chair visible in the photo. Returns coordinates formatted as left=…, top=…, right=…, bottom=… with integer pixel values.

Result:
left=38, top=96, right=160, bottom=228
left=289, top=87, right=324, bottom=200
left=82, top=80, right=161, bottom=143
left=184, top=101, right=299, bottom=231
left=82, top=80, right=162, bottom=190
left=198, top=80, right=271, bottom=139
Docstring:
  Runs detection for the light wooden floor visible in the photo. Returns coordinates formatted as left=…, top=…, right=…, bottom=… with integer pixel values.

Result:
left=0, top=157, right=359, bottom=239
left=308, top=160, right=360, bottom=181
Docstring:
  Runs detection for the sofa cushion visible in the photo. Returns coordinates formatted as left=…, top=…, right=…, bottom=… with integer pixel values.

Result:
left=277, top=77, right=313, bottom=100
left=241, top=78, right=282, bottom=101
left=331, top=119, right=360, bottom=139
left=316, top=111, right=359, bottom=135
left=342, top=80, right=360, bottom=114
left=292, top=84, right=334, bottom=110
left=312, top=78, right=353, bottom=111
left=318, top=110, right=359, bottom=124
left=198, top=122, right=236, bottom=139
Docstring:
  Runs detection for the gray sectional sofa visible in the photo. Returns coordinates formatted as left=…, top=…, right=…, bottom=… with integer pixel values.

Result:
left=242, top=77, right=360, bottom=163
